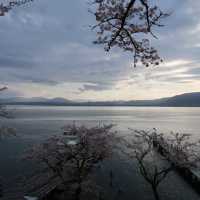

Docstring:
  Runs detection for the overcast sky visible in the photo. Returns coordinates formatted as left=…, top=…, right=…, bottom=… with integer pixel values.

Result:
left=0, top=0, right=200, bottom=101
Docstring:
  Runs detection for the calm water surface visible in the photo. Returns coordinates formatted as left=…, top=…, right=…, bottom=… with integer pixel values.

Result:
left=1, top=106, right=200, bottom=200
left=5, top=106, right=200, bottom=137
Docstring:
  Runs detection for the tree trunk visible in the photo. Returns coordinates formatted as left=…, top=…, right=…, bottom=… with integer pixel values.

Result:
left=152, top=185, right=160, bottom=200
left=0, top=182, right=3, bottom=198
left=75, top=183, right=82, bottom=200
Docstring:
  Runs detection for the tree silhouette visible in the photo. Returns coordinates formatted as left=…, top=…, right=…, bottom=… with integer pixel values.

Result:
left=122, top=129, right=200, bottom=200
left=92, top=0, right=169, bottom=67
left=0, top=87, right=15, bottom=139
left=26, top=124, right=116, bottom=200
left=0, top=87, right=16, bottom=198
left=0, top=0, right=33, bottom=16
left=0, top=0, right=169, bottom=67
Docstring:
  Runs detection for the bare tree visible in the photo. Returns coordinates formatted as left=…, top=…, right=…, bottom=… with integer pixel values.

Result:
left=0, top=87, right=16, bottom=198
left=0, top=87, right=15, bottom=140
left=0, top=0, right=33, bottom=16
left=122, top=129, right=200, bottom=200
left=0, top=87, right=8, bottom=119
left=0, top=0, right=169, bottom=67
left=26, top=123, right=116, bottom=200
left=91, top=0, right=170, bottom=67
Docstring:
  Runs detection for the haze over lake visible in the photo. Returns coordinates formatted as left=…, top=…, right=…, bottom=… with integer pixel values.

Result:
left=6, top=105, right=200, bottom=137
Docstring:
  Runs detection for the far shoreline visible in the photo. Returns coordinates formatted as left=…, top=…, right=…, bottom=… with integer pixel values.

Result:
left=5, top=104, right=200, bottom=108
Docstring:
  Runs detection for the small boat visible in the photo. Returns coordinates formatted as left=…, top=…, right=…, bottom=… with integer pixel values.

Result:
left=24, top=196, right=38, bottom=200
left=63, top=130, right=69, bottom=135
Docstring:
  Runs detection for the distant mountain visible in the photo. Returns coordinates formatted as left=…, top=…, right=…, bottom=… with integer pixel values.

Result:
left=1, top=92, right=200, bottom=107
left=0, top=97, right=48, bottom=103
left=160, top=92, right=200, bottom=107
left=0, top=97, right=72, bottom=105
left=47, top=98, right=72, bottom=104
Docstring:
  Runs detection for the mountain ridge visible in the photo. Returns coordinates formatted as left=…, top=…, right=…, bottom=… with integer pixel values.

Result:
left=1, top=92, right=200, bottom=107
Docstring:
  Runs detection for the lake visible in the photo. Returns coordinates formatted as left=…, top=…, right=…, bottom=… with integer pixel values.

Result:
left=5, top=105, right=200, bottom=136
left=1, top=106, right=200, bottom=200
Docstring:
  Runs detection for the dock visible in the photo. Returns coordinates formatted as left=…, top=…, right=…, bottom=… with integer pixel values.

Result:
left=153, top=137, right=200, bottom=194
left=1, top=170, right=62, bottom=200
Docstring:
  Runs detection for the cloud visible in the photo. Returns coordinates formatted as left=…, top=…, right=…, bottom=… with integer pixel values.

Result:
left=79, top=83, right=113, bottom=92
left=11, top=74, right=59, bottom=85
left=0, top=55, right=36, bottom=69
left=0, top=0, right=200, bottom=100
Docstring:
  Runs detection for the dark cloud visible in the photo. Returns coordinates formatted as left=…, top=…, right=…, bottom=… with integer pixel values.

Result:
left=161, top=75, right=200, bottom=84
left=79, top=83, right=113, bottom=92
left=11, top=74, right=59, bottom=85
left=0, top=55, right=36, bottom=68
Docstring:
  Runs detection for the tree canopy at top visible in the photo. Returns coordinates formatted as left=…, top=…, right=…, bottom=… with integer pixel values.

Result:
left=0, top=0, right=169, bottom=67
